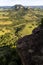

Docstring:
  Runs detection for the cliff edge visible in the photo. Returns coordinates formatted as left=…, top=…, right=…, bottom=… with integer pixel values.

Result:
left=16, top=19, right=43, bottom=65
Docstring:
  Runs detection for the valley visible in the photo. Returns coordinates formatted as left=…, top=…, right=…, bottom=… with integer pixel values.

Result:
left=0, top=6, right=43, bottom=47
left=0, top=5, right=43, bottom=65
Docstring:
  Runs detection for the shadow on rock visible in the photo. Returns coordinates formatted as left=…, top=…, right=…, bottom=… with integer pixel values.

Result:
left=17, top=21, right=43, bottom=65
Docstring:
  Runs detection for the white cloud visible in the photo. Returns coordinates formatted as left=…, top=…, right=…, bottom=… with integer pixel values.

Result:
left=0, top=0, right=43, bottom=6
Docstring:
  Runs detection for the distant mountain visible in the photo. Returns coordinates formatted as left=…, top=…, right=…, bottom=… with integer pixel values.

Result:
left=0, top=5, right=43, bottom=9
left=28, top=6, right=43, bottom=9
left=0, top=6, right=11, bottom=9
left=11, top=4, right=24, bottom=10
left=11, top=5, right=43, bottom=10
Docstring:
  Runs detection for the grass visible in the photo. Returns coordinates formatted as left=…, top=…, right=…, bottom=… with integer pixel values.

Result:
left=0, top=12, right=9, bottom=14
left=0, top=16, right=9, bottom=19
left=20, top=21, right=38, bottom=37
left=0, top=28, right=11, bottom=35
left=0, top=8, right=42, bottom=39
left=0, top=21, right=12, bottom=25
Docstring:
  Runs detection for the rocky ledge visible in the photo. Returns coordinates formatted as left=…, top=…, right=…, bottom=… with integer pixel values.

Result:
left=16, top=24, right=43, bottom=65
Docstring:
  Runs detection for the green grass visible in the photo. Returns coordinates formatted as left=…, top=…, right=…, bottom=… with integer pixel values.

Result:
left=19, top=21, right=38, bottom=37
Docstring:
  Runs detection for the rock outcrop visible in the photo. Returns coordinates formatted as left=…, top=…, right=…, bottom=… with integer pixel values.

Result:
left=16, top=26, right=43, bottom=65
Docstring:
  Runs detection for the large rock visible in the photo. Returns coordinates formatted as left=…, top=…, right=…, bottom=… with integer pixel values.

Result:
left=16, top=26, right=43, bottom=65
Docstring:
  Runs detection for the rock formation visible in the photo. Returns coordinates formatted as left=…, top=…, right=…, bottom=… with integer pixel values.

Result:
left=16, top=25, right=43, bottom=65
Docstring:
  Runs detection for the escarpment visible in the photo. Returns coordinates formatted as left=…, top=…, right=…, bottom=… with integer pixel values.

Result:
left=16, top=23, right=43, bottom=65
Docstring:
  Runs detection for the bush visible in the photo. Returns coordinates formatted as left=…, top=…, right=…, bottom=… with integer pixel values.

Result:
left=0, top=46, right=22, bottom=65
left=40, top=18, right=43, bottom=27
left=29, top=26, right=32, bottom=28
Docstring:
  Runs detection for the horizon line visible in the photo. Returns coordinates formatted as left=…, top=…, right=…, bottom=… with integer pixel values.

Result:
left=0, top=4, right=43, bottom=7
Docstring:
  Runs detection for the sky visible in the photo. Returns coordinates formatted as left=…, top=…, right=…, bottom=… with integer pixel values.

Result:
left=0, top=0, right=43, bottom=6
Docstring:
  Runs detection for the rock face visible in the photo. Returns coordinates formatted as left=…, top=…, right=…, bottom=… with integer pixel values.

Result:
left=16, top=26, right=43, bottom=65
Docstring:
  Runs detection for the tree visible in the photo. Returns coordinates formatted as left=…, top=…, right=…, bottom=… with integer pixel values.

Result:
left=40, top=18, right=43, bottom=27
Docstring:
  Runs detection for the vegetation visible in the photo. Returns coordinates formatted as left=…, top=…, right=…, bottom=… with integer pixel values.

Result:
left=40, top=18, right=43, bottom=27
left=0, top=5, right=43, bottom=65
left=0, top=46, right=22, bottom=65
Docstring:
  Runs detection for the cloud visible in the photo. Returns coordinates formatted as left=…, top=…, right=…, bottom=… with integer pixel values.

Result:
left=0, top=0, right=43, bottom=6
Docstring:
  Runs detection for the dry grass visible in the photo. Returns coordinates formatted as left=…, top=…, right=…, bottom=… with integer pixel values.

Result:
left=0, top=28, right=11, bottom=35
left=0, top=12, right=9, bottom=15
left=0, top=16, right=9, bottom=19
left=0, top=21, right=12, bottom=25
left=20, top=21, right=38, bottom=37
left=23, top=14, right=37, bottom=20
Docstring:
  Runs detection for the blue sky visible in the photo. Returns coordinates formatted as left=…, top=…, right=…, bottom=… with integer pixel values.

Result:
left=0, top=0, right=43, bottom=6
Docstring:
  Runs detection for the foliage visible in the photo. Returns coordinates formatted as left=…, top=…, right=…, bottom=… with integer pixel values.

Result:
left=40, top=18, right=43, bottom=27
left=0, top=46, right=22, bottom=65
left=0, top=6, right=43, bottom=65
